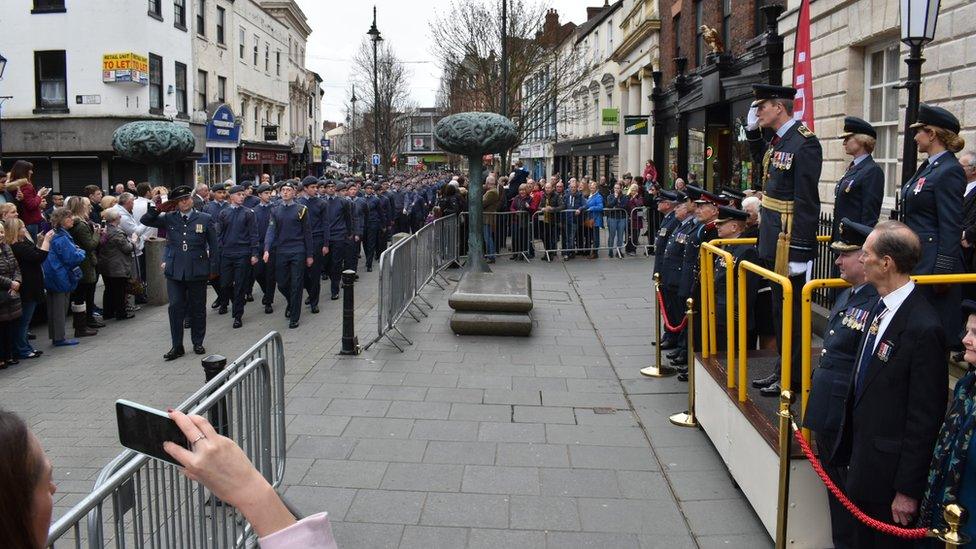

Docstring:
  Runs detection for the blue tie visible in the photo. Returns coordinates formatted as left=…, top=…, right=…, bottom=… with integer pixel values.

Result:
left=854, top=300, right=888, bottom=397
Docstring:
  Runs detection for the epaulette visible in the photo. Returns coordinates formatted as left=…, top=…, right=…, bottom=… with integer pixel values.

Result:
left=797, top=125, right=815, bottom=139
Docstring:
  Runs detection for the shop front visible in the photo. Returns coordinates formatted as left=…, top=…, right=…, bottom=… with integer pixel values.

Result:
left=238, top=142, right=290, bottom=183
left=553, top=133, right=619, bottom=183
left=197, top=104, right=241, bottom=187
left=517, top=143, right=549, bottom=181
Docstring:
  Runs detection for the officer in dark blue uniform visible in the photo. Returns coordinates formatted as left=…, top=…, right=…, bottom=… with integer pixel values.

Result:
left=347, top=182, right=366, bottom=275
left=204, top=182, right=231, bottom=310
left=216, top=185, right=260, bottom=328
left=653, top=190, right=682, bottom=350
left=745, top=84, right=823, bottom=392
left=831, top=116, right=885, bottom=239
left=140, top=186, right=219, bottom=360
left=325, top=182, right=355, bottom=300
left=375, top=183, right=393, bottom=260
left=661, top=195, right=697, bottom=363
left=263, top=181, right=313, bottom=329
left=901, top=103, right=966, bottom=347
left=802, top=218, right=878, bottom=548
left=251, top=184, right=276, bottom=313
left=712, top=206, right=759, bottom=355
left=297, top=176, right=326, bottom=314
left=362, top=183, right=383, bottom=272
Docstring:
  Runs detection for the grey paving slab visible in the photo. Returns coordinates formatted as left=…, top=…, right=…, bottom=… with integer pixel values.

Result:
left=449, top=403, right=512, bottom=422
left=509, top=495, right=581, bottom=531
left=345, top=489, right=427, bottom=525
left=300, top=459, right=389, bottom=489
left=288, top=435, right=358, bottom=460
left=495, top=442, right=570, bottom=468
left=342, top=417, right=415, bottom=439
left=545, top=531, right=641, bottom=549
left=513, top=405, right=577, bottom=424
left=423, top=441, right=497, bottom=465
left=331, top=522, right=405, bottom=549
left=420, top=493, right=510, bottom=528
left=468, top=528, right=547, bottom=549
left=411, top=419, right=480, bottom=441
left=385, top=400, right=452, bottom=420
left=478, top=422, right=546, bottom=443
left=568, top=445, right=660, bottom=471
left=398, top=526, right=470, bottom=549
left=540, top=468, right=622, bottom=498
left=349, top=438, right=428, bottom=463
left=578, top=497, right=689, bottom=534
left=461, top=465, right=541, bottom=495
left=282, top=485, right=357, bottom=520
left=380, top=463, right=464, bottom=492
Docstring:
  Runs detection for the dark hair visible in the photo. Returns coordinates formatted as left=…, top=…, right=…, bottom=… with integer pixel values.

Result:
left=872, top=220, right=921, bottom=274
left=8, top=160, right=33, bottom=182
left=84, top=185, right=102, bottom=198
left=135, top=182, right=152, bottom=197
left=0, top=410, right=43, bottom=549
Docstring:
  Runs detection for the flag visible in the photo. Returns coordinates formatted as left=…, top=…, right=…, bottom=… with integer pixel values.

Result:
left=792, top=0, right=815, bottom=130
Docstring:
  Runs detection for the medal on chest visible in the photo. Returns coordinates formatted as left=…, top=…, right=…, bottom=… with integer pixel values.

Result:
left=913, top=177, right=926, bottom=195
left=876, top=340, right=893, bottom=362
left=844, top=179, right=855, bottom=193
left=771, top=151, right=795, bottom=171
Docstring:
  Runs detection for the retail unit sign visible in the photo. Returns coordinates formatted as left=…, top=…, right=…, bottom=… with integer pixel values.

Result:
left=601, top=108, right=620, bottom=126
left=206, top=104, right=241, bottom=145
left=623, top=115, right=649, bottom=135
left=241, top=150, right=288, bottom=165
left=312, top=145, right=323, bottom=163
left=102, top=53, right=149, bottom=85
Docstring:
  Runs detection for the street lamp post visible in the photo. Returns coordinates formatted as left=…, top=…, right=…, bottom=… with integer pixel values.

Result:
left=351, top=86, right=358, bottom=174
left=897, top=0, right=941, bottom=192
left=367, top=6, right=382, bottom=177
left=0, top=53, right=8, bottom=170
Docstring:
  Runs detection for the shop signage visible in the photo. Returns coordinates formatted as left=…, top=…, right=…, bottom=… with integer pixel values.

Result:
left=407, top=156, right=419, bottom=166
left=102, top=53, right=149, bottom=85
left=312, top=145, right=323, bottom=163
left=206, top=104, right=241, bottom=145
left=241, top=149, right=288, bottom=165
left=263, top=125, right=279, bottom=142
left=623, top=115, right=648, bottom=135
left=531, top=144, right=545, bottom=158
left=601, top=108, right=619, bottom=126
left=372, top=154, right=381, bottom=166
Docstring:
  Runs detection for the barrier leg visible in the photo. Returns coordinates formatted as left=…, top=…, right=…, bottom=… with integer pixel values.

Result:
left=201, top=355, right=229, bottom=437
left=775, top=390, right=794, bottom=549
left=642, top=274, right=676, bottom=378
left=669, top=299, right=698, bottom=427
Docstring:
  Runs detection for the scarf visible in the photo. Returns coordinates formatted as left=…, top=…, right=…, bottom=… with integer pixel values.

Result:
left=919, top=369, right=976, bottom=528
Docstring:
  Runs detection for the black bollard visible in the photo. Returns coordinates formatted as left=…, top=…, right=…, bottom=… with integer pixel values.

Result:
left=201, top=354, right=230, bottom=437
left=340, top=269, right=361, bottom=355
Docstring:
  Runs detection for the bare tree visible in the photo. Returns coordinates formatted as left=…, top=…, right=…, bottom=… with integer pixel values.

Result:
left=349, top=40, right=415, bottom=174
left=430, top=0, right=592, bottom=169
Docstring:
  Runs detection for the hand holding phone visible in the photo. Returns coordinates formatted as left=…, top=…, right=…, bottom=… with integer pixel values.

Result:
left=116, top=400, right=189, bottom=466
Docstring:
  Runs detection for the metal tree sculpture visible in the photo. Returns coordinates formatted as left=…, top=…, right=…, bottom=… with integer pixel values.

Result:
left=112, top=120, right=196, bottom=186
left=434, top=112, right=517, bottom=273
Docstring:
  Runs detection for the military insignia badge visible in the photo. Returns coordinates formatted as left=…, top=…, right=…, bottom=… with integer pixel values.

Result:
left=195, top=224, right=204, bottom=233
left=845, top=179, right=855, bottom=193
left=658, top=228, right=668, bottom=237
left=876, top=340, right=893, bottom=363
left=797, top=125, right=815, bottom=138
left=914, top=177, right=926, bottom=195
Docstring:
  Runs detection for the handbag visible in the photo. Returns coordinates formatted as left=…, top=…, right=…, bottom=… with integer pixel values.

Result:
left=125, top=277, right=145, bottom=296
left=584, top=218, right=595, bottom=229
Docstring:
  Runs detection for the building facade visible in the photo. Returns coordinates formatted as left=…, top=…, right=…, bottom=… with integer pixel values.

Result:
left=401, top=108, right=448, bottom=171
left=611, top=0, right=660, bottom=178
left=778, top=0, right=976, bottom=213
left=0, top=0, right=203, bottom=193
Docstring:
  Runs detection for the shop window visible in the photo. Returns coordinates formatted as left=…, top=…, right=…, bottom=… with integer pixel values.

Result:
left=864, top=42, right=901, bottom=195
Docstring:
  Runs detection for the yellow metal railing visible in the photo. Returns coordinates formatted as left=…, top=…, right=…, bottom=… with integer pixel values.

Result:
left=699, top=239, right=753, bottom=387
left=737, top=261, right=793, bottom=402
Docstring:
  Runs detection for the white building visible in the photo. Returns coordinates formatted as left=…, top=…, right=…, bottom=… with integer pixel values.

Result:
left=0, top=0, right=203, bottom=193
left=611, top=0, right=659, bottom=178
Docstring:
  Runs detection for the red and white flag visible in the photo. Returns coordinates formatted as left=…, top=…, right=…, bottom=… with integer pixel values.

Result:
left=792, top=0, right=815, bottom=130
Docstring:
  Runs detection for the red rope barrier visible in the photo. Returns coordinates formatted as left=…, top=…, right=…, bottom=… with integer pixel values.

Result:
left=791, top=425, right=930, bottom=539
left=656, top=288, right=688, bottom=333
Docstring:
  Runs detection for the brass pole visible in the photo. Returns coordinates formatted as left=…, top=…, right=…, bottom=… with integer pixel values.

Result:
left=775, top=390, right=795, bottom=549
left=643, top=273, right=676, bottom=378
left=669, top=298, right=698, bottom=427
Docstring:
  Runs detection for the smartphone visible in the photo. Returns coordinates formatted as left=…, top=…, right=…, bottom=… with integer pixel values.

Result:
left=116, top=400, right=189, bottom=466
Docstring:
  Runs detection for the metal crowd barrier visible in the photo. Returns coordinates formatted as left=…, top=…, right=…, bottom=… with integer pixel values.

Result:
left=47, top=357, right=276, bottom=548
left=366, top=214, right=458, bottom=352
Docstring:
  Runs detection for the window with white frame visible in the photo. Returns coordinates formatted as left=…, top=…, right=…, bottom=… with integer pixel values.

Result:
left=864, top=42, right=901, bottom=195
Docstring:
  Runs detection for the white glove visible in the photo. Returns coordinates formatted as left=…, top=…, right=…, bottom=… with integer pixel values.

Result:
left=746, top=105, right=759, bottom=131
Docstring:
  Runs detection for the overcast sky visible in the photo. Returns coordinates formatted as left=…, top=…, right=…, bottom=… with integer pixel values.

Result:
left=296, top=0, right=606, bottom=123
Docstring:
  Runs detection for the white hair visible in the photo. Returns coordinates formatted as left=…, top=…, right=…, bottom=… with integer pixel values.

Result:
left=742, top=196, right=761, bottom=212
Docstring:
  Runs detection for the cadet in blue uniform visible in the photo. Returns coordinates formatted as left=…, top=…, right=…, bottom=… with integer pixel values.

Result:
left=832, top=116, right=885, bottom=239
left=901, top=103, right=966, bottom=348
left=347, top=183, right=366, bottom=275
left=711, top=206, right=759, bottom=355
left=251, top=184, right=276, bottom=313
left=263, top=182, right=313, bottom=329
left=243, top=183, right=261, bottom=209
left=802, top=218, right=878, bottom=547
left=744, top=84, right=823, bottom=393
left=140, top=186, right=219, bottom=360
left=653, top=190, right=682, bottom=350
left=204, top=182, right=231, bottom=310
left=375, top=183, right=393, bottom=261
left=297, top=176, right=326, bottom=314
left=216, top=185, right=259, bottom=328
left=362, top=183, right=383, bottom=272
left=325, top=182, right=355, bottom=300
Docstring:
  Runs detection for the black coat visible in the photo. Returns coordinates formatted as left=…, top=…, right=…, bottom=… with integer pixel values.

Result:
left=831, top=288, right=948, bottom=503
left=900, top=151, right=965, bottom=275
left=803, top=284, right=879, bottom=437
left=10, top=240, right=48, bottom=303
left=714, top=242, right=759, bottom=332
left=831, top=155, right=885, bottom=238
left=962, top=184, right=976, bottom=269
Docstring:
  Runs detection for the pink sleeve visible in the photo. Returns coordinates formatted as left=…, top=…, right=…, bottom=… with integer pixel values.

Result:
left=257, top=512, right=338, bottom=549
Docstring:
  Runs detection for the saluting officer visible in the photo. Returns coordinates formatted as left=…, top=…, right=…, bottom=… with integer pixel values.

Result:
left=744, top=84, right=823, bottom=393
left=325, top=182, right=355, bottom=300
left=263, top=181, right=313, bottom=329
left=712, top=206, right=759, bottom=355
left=802, top=218, right=878, bottom=547
left=140, top=186, right=219, bottom=361
left=297, top=176, right=326, bottom=314
left=832, top=116, right=885, bottom=239
left=654, top=190, right=682, bottom=350
left=251, top=184, right=277, bottom=313
left=216, top=185, right=259, bottom=328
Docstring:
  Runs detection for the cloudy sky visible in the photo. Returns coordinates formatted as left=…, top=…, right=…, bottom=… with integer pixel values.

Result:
left=295, top=0, right=607, bottom=123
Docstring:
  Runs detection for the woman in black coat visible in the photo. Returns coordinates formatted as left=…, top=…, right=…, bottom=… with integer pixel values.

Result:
left=5, top=218, right=50, bottom=360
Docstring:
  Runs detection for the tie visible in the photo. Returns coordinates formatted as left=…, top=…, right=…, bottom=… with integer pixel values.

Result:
left=847, top=161, right=855, bottom=172
left=854, top=300, right=889, bottom=397
left=771, top=135, right=781, bottom=147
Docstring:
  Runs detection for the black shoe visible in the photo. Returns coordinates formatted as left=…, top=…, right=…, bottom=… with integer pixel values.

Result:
left=310, top=306, right=320, bottom=314
left=305, top=297, right=311, bottom=305
left=265, top=304, right=273, bottom=314
left=751, top=372, right=779, bottom=389
left=211, top=300, right=220, bottom=309
left=164, top=347, right=185, bottom=361
left=27, top=332, right=36, bottom=340
left=675, top=365, right=688, bottom=374
left=366, top=266, right=372, bottom=272
left=354, top=274, right=360, bottom=281
left=87, top=317, right=106, bottom=328
left=218, top=306, right=228, bottom=315
left=331, top=293, right=339, bottom=300
left=289, top=320, right=299, bottom=329
left=245, top=294, right=254, bottom=302
left=116, top=313, right=136, bottom=320
left=193, top=345, right=206, bottom=355
left=659, top=340, right=678, bottom=351
left=134, top=295, right=148, bottom=304
left=666, top=350, right=682, bottom=360
left=233, top=318, right=242, bottom=329
left=670, top=352, right=688, bottom=366
left=759, top=382, right=783, bottom=397
left=677, top=372, right=688, bottom=382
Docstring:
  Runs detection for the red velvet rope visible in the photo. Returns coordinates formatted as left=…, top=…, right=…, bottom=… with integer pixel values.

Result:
left=791, top=425, right=930, bottom=539
left=656, top=288, right=688, bottom=333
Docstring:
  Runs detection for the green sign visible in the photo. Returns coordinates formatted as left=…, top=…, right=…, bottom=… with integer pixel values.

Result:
left=601, top=108, right=619, bottom=126
left=623, top=115, right=649, bottom=135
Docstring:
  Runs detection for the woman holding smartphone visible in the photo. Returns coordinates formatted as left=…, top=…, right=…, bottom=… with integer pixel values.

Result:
left=5, top=160, right=49, bottom=240
left=0, top=409, right=337, bottom=548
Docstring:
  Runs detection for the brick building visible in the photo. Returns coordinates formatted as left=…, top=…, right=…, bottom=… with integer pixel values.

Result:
left=652, top=0, right=785, bottom=189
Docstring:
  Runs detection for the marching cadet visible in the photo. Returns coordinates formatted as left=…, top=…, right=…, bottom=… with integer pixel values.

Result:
left=347, top=182, right=366, bottom=276
left=325, top=182, right=355, bottom=300
left=215, top=185, right=259, bottom=328
left=140, top=186, right=219, bottom=361
left=662, top=194, right=697, bottom=366
left=711, top=206, right=759, bottom=354
left=744, top=83, right=823, bottom=393
left=262, top=181, right=313, bottom=329
left=375, top=183, right=393, bottom=259
left=801, top=218, right=877, bottom=547
left=251, top=184, right=277, bottom=314
left=832, top=116, right=885, bottom=238
left=362, top=183, right=383, bottom=272
left=205, top=182, right=231, bottom=310
left=297, top=176, right=326, bottom=314
left=654, top=190, right=682, bottom=350
left=242, top=182, right=261, bottom=209
left=320, top=180, right=338, bottom=281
